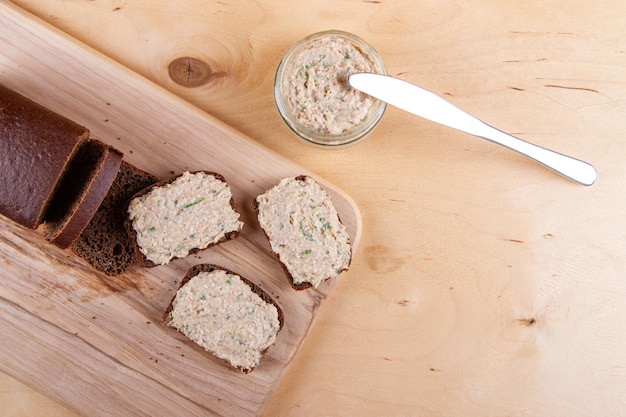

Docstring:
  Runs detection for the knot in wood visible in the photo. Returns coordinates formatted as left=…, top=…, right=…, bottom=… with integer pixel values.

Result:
left=168, top=57, right=212, bottom=87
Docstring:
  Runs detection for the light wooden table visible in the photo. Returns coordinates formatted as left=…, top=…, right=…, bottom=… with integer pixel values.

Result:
left=2, top=1, right=625, bottom=416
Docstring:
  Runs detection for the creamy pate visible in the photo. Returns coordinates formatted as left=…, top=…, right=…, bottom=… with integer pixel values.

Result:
left=127, top=171, right=242, bottom=265
left=281, top=34, right=378, bottom=135
left=256, top=176, right=351, bottom=288
left=166, top=269, right=281, bottom=371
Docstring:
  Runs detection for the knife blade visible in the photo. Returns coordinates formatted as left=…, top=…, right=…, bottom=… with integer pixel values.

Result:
left=349, top=73, right=597, bottom=186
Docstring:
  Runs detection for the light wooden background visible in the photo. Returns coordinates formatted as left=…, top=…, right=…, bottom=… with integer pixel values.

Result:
left=2, top=1, right=626, bottom=416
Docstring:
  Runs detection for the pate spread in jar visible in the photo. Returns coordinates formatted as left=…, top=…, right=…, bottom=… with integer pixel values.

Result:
left=274, top=30, right=387, bottom=147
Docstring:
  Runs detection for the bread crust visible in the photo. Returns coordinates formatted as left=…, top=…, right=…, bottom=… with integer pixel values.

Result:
left=125, top=170, right=241, bottom=267
left=0, top=84, right=89, bottom=228
left=164, top=263, right=284, bottom=373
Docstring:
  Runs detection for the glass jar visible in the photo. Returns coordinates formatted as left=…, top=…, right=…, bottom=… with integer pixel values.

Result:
left=274, top=30, right=387, bottom=147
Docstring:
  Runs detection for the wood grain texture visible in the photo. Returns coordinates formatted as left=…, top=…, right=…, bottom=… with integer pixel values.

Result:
left=0, top=2, right=361, bottom=417
left=3, top=0, right=626, bottom=416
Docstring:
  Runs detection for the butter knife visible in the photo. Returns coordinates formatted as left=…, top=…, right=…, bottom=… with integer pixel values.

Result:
left=349, top=73, right=597, bottom=186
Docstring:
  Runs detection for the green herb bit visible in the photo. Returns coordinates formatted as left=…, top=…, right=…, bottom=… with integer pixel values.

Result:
left=200, top=295, right=206, bottom=300
left=300, top=226, right=315, bottom=241
left=183, top=197, right=205, bottom=209
left=225, top=275, right=233, bottom=285
left=304, top=249, right=312, bottom=255
left=147, top=226, right=156, bottom=232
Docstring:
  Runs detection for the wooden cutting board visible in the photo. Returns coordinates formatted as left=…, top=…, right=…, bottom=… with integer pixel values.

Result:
left=0, top=2, right=362, bottom=416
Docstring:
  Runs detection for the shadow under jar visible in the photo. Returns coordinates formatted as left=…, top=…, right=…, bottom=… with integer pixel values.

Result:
left=274, top=30, right=387, bottom=147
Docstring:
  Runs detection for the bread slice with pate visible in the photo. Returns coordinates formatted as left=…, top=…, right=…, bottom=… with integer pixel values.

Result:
left=254, top=175, right=352, bottom=290
left=126, top=171, right=243, bottom=266
left=165, top=264, right=284, bottom=373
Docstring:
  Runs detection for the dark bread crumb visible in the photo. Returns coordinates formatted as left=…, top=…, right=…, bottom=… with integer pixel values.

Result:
left=71, top=161, right=158, bottom=275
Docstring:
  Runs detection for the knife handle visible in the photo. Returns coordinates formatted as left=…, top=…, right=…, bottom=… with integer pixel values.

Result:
left=473, top=121, right=597, bottom=186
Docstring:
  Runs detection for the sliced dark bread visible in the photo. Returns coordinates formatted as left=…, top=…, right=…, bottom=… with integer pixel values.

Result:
left=70, top=161, right=158, bottom=275
left=164, top=264, right=284, bottom=373
left=126, top=171, right=243, bottom=267
left=254, top=175, right=352, bottom=290
left=42, top=139, right=123, bottom=249
left=0, top=84, right=89, bottom=229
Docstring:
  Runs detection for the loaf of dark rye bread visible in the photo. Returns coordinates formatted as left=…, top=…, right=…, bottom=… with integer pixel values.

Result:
left=126, top=171, right=243, bottom=267
left=43, top=139, right=123, bottom=249
left=71, top=161, right=158, bottom=275
left=164, top=264, right=284, bottom=373
left=0, top=84, right=89, bottom=229
left=254, top=175, right=352, bottom=290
